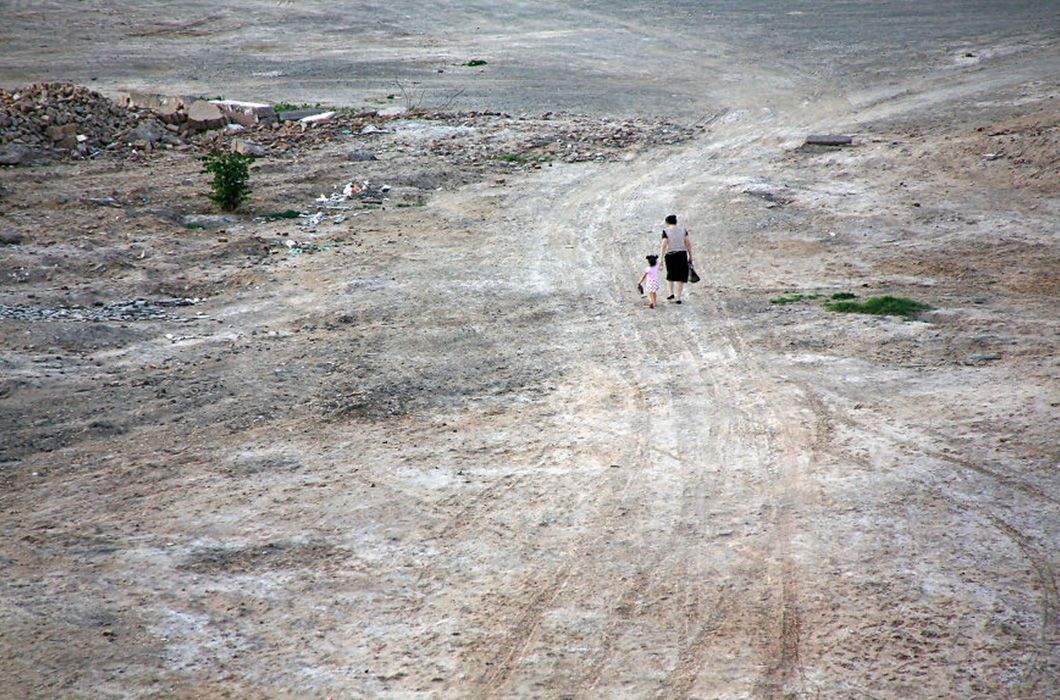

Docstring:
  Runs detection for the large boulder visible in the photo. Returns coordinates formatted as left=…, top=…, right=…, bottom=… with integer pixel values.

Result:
left=211, top=100, right=276, bottom=127
left=0, top=229, right=24, bottom=244
left=129, top=120, right=166, bottom=144
left=231, top=139, right=267, bottom=157
left=45, top=123, right=78, bottom=142
left=185, top=100, right=225, bottom=131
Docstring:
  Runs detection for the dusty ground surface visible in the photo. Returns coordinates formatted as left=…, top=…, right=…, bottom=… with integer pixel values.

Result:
left=1, top=2, right=1059, bottom=698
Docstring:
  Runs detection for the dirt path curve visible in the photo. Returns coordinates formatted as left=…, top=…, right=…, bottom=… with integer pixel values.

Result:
left=423, top=55, right=1057, bottom=695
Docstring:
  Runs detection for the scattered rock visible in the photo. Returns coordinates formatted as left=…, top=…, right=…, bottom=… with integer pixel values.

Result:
left=804, top=134, right=853, bottom=147
left=346, top=150, right=378, bottom=162
left=182, top=214, right=240, bottom=230
left=0, top=229, right=24, bottom=244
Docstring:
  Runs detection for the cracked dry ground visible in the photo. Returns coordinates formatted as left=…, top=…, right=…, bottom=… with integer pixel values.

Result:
left=2, top=52, right=1059, bottom=700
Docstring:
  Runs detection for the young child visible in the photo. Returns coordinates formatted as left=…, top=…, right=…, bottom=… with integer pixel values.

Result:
left=637, top=254, right=661, bottom=308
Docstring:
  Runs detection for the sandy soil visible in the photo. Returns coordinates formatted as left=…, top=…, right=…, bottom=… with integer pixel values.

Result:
left=1, top=2, right=1058, bottom=698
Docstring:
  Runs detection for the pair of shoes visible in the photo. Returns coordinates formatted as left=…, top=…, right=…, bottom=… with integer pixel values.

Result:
left=666, top=294, right=675, bottom=300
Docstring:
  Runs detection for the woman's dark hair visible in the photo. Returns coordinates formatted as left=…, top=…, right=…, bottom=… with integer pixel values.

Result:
left=646, top=254, right=658, bottom=265
left=665, top=214, right=678, bottom=225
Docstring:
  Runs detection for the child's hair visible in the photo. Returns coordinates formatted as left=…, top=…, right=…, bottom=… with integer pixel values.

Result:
left=646, top=254, right=658, bottom=266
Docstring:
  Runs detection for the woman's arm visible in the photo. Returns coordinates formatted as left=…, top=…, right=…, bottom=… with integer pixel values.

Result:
left=660, top=232, right=669, bottom=257
left=685, top=230, right=693, bottom=263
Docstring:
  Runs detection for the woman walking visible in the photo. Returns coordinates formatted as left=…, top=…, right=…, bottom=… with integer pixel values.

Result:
left=660, top=214, right=693, bottom=304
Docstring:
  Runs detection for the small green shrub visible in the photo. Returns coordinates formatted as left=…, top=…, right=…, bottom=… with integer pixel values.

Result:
left=497, top=153, right=528, bottom=163
left=202, top=152, right=253, bottom=211
left=464, top=59, right=488, bottom=67
left=771, top=292, right=820, bottom=305
left=825, top=295, right=930, bottom=319
left=830, top=292, right=857, bottom=300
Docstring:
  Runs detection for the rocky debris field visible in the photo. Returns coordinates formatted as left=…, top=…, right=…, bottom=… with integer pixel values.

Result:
left=0, top=82, right=701, bottom=169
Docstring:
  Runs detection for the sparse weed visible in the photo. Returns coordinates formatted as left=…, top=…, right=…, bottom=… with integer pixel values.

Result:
left=261, top=209, right=301, bottom=221
left=830, top=292, right=857, bottom=300
left=272, top=101, right=323, bottom=113
left=770, top=292, right=821, bottom=305
left=464, top=59, right=488, bottom=67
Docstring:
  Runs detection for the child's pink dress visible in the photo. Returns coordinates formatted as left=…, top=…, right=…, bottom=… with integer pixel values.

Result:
left=644, top=264, right=660, bottom=293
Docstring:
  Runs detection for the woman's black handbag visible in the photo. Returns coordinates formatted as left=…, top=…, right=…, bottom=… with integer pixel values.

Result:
left=688, top=264, right=701, bottom=284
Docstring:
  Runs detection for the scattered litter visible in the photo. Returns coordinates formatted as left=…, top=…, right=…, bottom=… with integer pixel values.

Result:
left=84, top=196, right=122, bottom=208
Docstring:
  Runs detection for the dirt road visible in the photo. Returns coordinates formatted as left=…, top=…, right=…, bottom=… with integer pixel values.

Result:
left=2, top=3, right=1058, bottom=698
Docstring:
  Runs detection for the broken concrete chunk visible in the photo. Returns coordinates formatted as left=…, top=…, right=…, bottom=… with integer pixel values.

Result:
left=211, top=99, right=277, bottom=127
left=804, top=134, right=853, bottom=147
left=185, top=100, right=226, bottom=131
left=376, top=105, right=408, bottom=117
left=346, top=150, right=378, bottom=162
left=278, top=108, right=328, bottom=122
left=122, top=91, right=188, bottom=122
left=298, top=111, right=336, bottom=127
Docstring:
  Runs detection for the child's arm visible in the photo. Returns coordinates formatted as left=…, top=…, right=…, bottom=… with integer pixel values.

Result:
left=637, top=271, right=647, bottom=285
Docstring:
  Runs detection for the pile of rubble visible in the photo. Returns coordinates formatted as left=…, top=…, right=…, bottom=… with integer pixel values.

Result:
left=0, top=82, right=702, bottom=168
left=0, top=83, right=145, bottom=164
left=0, top=83, right=349, bottom=165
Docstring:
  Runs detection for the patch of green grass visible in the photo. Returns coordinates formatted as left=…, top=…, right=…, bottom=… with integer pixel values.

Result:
left=184, top=223, right=207, bottom=231
left=770, top=292, right=821, bottom=305
left=497, top=153, right=529, bottom=163
left=272, top=101, right=323, bottom=113
left=261, top=209, right=301, bottom=221
left=830, top=292, right=857, bottom=300
left=464, top=59, right=488, bottom=67
left=825, top=295, right=930, bottom=319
